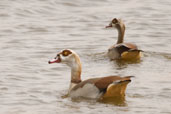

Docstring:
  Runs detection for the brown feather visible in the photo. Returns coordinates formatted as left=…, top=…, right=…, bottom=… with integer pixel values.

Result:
left=94, top=76, right=132, bottom=91
left=72, top=76, right=133, bottom=93
left=102, top=80, right=131, bottom=98
left=123, top=43, right=138, bottom=49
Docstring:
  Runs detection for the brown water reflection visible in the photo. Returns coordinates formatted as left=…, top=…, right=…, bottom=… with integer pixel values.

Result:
left=99, top=96, right=126, bottom=106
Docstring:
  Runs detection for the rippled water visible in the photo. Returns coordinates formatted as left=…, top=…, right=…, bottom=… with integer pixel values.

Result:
left=0, top=0, right=171, bottom=114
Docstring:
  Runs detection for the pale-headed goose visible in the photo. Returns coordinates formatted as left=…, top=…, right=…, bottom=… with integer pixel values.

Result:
left=106, top=18, right=142, bottom=60
left=48, top=49, right=133, bottom=99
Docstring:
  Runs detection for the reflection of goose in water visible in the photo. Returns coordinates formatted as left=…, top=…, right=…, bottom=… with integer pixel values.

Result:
left=106, top=18, right=143, bottom=60
left=49, top=49, right=134, bottom=100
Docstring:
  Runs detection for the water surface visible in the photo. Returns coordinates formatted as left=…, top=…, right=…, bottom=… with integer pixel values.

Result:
left=0, top=0, right=171, bottom=114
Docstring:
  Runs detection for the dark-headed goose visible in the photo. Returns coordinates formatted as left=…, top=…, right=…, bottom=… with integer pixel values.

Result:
left=106, top=18, right=142, bottom=60
left=48, top=49, right=134, bottom=99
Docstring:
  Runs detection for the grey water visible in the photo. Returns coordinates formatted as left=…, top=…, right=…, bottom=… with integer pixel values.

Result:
left=0, top=0, right=171, bottom=114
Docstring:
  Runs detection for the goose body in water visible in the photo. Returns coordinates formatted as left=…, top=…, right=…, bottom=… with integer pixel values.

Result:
left=49, top=49, right=134, bottom=99
left=106, top=18, right=142, bottom=60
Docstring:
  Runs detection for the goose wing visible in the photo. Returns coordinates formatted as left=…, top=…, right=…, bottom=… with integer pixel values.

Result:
left=72, top=76, right=133, bottom=93
left=114, top=43, right=139, bottom=54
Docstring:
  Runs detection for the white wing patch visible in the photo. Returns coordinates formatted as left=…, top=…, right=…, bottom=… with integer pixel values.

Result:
left=69, top=83, right=102, bottom=99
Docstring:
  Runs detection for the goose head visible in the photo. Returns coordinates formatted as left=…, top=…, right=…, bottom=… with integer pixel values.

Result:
left=106, top=18, right=124, bottom=29
left=48, top=49, right=81, bottom=68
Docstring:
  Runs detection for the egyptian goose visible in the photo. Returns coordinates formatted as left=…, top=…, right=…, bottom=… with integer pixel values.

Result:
left=106, top=18, right=142, bottom=60
left=48, top=49, right=133, bottom=99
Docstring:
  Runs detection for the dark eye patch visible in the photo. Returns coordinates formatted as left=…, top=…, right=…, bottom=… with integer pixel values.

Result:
left=62, top=50, right=72, bottom=56
left=112, top=18, right=118, bottom=24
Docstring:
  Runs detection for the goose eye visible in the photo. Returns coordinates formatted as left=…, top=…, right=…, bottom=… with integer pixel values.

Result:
left=63, top=51, right=68, bottom=56
left=62, top=50, right=72, bottom=56
left=112, top=18, right=118, bottom=24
